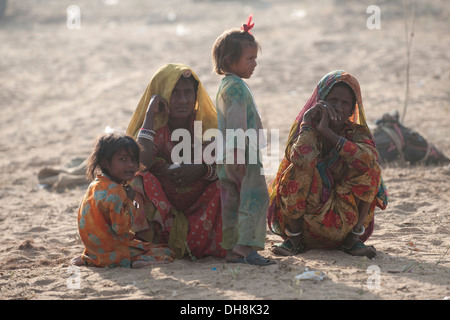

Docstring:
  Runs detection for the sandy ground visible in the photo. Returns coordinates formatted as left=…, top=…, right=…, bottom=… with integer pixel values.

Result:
left=1, top=0, right=449, bottom=301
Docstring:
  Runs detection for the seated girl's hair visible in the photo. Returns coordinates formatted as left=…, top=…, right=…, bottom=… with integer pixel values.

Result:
left=212, top=15, right=261, bottom=75
left=86, top=133, right=140, bottom=181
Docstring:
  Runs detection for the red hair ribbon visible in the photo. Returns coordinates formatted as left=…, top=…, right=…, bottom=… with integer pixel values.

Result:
left=241, top=14, right=254, bottom=34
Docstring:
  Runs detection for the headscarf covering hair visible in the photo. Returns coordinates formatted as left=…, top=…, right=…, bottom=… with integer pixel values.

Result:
left=270, top=70, right=388, bottom=210
left=126, top=63, right=217, bottom=139
left=288, top=70, right=367, bottom=147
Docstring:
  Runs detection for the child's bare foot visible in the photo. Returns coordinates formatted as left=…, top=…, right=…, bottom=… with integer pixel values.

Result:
left=70, top=256, right=84, bottom=266
left=226, top=245, right=275, bottom=266
left=231, top=245, right=253, bottom=258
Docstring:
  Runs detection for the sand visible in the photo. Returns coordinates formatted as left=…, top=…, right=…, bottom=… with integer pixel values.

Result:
left=0, top=0, right=449, bottom=301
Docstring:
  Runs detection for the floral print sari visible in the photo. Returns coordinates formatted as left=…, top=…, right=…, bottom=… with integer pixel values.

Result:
left=267, top=71, right=388, bottom=249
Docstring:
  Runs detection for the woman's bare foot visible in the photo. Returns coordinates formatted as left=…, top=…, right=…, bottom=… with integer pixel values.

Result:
left=342, top=233, right=377, bottom=259
left=348, top=244, right=377, bottom=259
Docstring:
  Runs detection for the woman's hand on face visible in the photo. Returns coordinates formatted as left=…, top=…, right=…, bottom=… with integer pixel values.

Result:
left=317, top=100, right=341, bottom=123
left=303, top=103, right=321, bottom=125
left=142, top=95, right=170, bottom=130
left=304, top=101, right=341, bottom=133
left=317, top=106, right=331, bottom=134
left=147, top=95, right=169, bottom=117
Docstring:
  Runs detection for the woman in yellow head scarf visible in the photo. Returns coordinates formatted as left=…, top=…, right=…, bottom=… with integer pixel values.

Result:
left=127, top=64, right=226, bottom=259
left=127, top=63, right=217, bottom=138
left=268, top=71, right=388, bottom=258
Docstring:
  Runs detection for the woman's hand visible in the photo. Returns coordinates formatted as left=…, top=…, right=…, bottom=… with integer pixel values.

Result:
left=302, top=101, right=343, bottom=148
left=303, top=101, right=342, bottom=133
left=148, top=95, right=169, bottom=116
left=165, top=163, right=207, bottom=186
left=142, top=95, right=170, bottom=129
left=302, top=102, right=322, bottom=126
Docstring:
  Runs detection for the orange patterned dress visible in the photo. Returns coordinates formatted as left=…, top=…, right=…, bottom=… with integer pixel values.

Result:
left=77, top=174, right=174, bottom=268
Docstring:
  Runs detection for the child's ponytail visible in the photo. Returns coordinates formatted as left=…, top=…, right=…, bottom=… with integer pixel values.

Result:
left=212, top=14, right=260, bottom=75
left=241, top=14, right=254, bottom=34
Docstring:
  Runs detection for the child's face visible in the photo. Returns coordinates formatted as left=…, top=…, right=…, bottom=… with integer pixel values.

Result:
left=103, top=148, right=138, bottom=184
left=228, top=45, right=258, bottom=79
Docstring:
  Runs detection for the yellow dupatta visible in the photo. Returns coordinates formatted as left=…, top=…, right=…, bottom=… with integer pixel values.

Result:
left=127, top=64, right=218, bottom=259
left=126, top=63, right=217, bottom=138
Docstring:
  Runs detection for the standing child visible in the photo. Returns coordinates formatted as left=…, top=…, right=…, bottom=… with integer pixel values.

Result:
left=212, top=15, right=274, bottom=266
left=72, top=133, right=174, bottom=268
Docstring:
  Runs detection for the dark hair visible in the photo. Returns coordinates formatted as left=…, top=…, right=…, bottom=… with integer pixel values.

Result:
left=178, top=74, right=199, bottom=97
left=212, top=28, right=260, bottom=75
left=86, top=133, right=140, bottom=181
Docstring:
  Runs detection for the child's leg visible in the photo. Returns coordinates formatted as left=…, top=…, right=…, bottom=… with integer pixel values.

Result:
left=129, top=244, right=174, bottom=268
left=217, top=164, right=242, bottom=251
left=236, top=163, right=269, bottom=250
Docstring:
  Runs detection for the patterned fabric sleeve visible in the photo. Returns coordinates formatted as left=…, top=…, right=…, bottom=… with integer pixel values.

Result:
left=105, top=185, right=134, bottom=236
left=288, top=130, right=320, bottom=168
left=339, top=125, right=379, bottom=171
left=339, top=125, right=381, bottom=203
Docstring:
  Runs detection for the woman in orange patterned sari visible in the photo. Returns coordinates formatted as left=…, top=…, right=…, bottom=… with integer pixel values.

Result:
left=127, top=64, right=226, bottom=259
left=268, top=71, right=388, bottom=258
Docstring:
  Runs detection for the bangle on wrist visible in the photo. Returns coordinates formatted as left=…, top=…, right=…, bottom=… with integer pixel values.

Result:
left=202, top=164, right=218, bottom=181
left=137, top=128, right=156, bottom=142
left=334, top=136, right=346, bottom=152
left=300, top=122, right=316, bottom=134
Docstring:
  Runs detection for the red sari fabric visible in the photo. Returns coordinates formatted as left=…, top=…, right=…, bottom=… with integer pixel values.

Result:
left=131, top=123, right=226, bottom=259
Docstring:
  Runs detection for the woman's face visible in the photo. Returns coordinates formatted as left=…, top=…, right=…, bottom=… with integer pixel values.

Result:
left=169, top=78, right=196, bottom=119
left=325, top=84, right=355, bottom=125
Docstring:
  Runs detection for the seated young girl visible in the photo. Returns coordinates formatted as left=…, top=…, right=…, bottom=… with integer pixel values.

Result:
left=72, top=133, right=174, bottom=268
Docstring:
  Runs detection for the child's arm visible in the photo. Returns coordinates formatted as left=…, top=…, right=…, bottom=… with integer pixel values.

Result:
left=221, top=82, right=248, bottom=164
left=108, top=188, right=135, bottom=236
